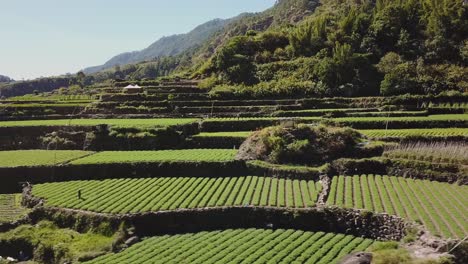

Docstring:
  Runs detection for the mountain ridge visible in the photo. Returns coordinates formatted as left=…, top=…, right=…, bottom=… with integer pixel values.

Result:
left=83, top=18, right=232, bottom=74
left=0, top=75, right=13, bottom=83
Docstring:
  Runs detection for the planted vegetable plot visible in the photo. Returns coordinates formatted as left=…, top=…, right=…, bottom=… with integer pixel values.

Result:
left=71, top=149, right=238, bottom=164
left=0, top=150, right=92, bottom=168
left=84, top=229, right=375, bottom=264
left=32, top=177, right=322, bottom=214
left=327, top=175, right=468, bottom=239
left=360, top=128, right=468, bottom=138
left=194, top=131, right=253, bottom=138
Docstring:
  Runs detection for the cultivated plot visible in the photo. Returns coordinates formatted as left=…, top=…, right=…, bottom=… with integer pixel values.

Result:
left=32, top=176, right=322, bottom=214
left=84, top=229, right=375, bottom=264
left=327, top=175, right=468, bottom=239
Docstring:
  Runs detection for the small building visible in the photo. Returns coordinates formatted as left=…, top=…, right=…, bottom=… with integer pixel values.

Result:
left=123, top=84, right=143, bottom=94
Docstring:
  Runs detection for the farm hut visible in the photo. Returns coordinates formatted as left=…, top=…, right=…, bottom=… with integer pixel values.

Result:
left=123, top=84, right=143, bottom=94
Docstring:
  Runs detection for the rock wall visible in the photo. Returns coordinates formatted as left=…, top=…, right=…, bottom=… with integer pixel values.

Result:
left=24, top=205, right=409, bottom=241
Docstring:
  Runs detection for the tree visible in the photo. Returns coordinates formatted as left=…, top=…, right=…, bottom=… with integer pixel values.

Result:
left=214, top=36, right=258, bottom=85
left=114, top=65, right=124, bottom=80
left=76, top=71, right=86, bottom=88
left=289, top=16, right=328, bottom=56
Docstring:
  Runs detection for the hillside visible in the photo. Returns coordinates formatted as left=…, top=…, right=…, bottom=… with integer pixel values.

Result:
left=83, top=18, right=232, bottom=74
left=84, top=0, right=322, bottom=85
left=194, top=0, right=468, bottom=98
left=0, top=75, right=12, bottom=83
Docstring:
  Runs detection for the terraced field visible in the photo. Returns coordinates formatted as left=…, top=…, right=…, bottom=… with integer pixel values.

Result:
left=0, top=150, right=92, bottom=168
left=0, top=194, right=29, bottom=223
left=0, top=118, right=198, bottom=128
left=32, top=177, right=322, bottom=213
left=71, top=149, right=238, bottom=164
left=0, top=103, right=90, bottom=108
left=327, top=175, right=468, bottom=239
left=194, top=131, right=253, bottom=138
left=360, top=128, right=468, bottom=138
left=206, top=114, right=468, bottom=123
left=194, top=128, right=468, bottom=140
left=85, top=229, right=376, bottom=264
left=331, top=114, right=468, bottom=122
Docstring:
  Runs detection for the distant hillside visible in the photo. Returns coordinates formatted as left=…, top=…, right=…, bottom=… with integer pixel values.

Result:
left=0, top=75, right=13, bottom=83
left=190, top=0, right=320, bottom=65
left=84, top=18, right=231, bottom=74
left=88, top=0, right=320, bottom=81
left=0, top=77, right=72, bottom=98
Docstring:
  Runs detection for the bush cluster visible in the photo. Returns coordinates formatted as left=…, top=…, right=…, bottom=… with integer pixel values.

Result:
left=237, top=125, right=364, bottom=166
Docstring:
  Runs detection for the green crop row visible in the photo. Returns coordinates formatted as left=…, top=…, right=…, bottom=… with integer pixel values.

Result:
left=326, top=175, right=468, bottom=239
left=0, top=103, right=90, bottom=108
left=0, top=118, right=198, bottom=128
left=0, top=150, right=92, bottom=168
left=360, top=128, right=468, bottom=138
left=330, top=114, right=468, bottom=122
left=194, top=131, right=253, bottom=138
left=194, top=128, right=468, bottom=141
left=4, top=94, right=96, bottom=102
left=32, top=176, right=322, bottom=214
left=206, top=114, right=468, bottom=122
left=84, top=229, right=375, bottom=264
left=71, top=149, right=238, bottom=164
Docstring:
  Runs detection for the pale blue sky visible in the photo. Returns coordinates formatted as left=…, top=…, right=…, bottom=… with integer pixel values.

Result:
left=0, top=0, right=275, bottom=80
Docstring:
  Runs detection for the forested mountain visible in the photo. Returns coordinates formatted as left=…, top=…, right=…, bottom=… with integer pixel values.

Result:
left=88, top=0, right=323, bottom=83
left=83, top=18, right=232, bottom=74
left=194, top=0, right=467, bottom=98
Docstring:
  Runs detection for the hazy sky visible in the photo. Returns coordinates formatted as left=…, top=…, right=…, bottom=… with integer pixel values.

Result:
left=0, top=0, right=275, bottom=80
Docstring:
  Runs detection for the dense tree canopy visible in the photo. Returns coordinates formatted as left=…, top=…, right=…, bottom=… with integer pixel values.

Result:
left=204, top=0, right=467, bottom=97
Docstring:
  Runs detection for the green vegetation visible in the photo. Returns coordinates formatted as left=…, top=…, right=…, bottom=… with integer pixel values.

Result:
left=0, top=103, right=89, bottom=108
left=236, top=125, right=366, bottom=165
left=3, top=94, right=96, bottom=102
left=196, top=128, right=468, bottom=140
left=199, top=0, right=468, bottom=98
left=330, top=114, right=468, bottom=123
left=32, top=176, right=322, bottom=213
left=327, top=175, right=468, bottom=239
left=204, top=114, right=468, bottom=126
left=71, top=149, right=237, bottom=165
left=0, top=221, right=116, bottom=263
left=85, top=228, right=375, bottom=264
left=1, top=0, right=467, bottom=262
left=0, top=150, right=92, bottom=168
left=194, top=131, right=253, bottom=138
left=384, top=142, right=467, bottom=165
left=0, top=118, right=198, bottom=128
left=360, top=128, right=468, bottom=139
left=0, top=194, right=29, bottom=223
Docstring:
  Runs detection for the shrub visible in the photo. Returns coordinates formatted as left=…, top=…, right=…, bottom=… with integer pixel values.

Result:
left=237, top=124, right=366, bottom=166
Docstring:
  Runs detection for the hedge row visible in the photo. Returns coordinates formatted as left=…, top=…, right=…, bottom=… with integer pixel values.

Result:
left=0, top=161, right=247, bottom=193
